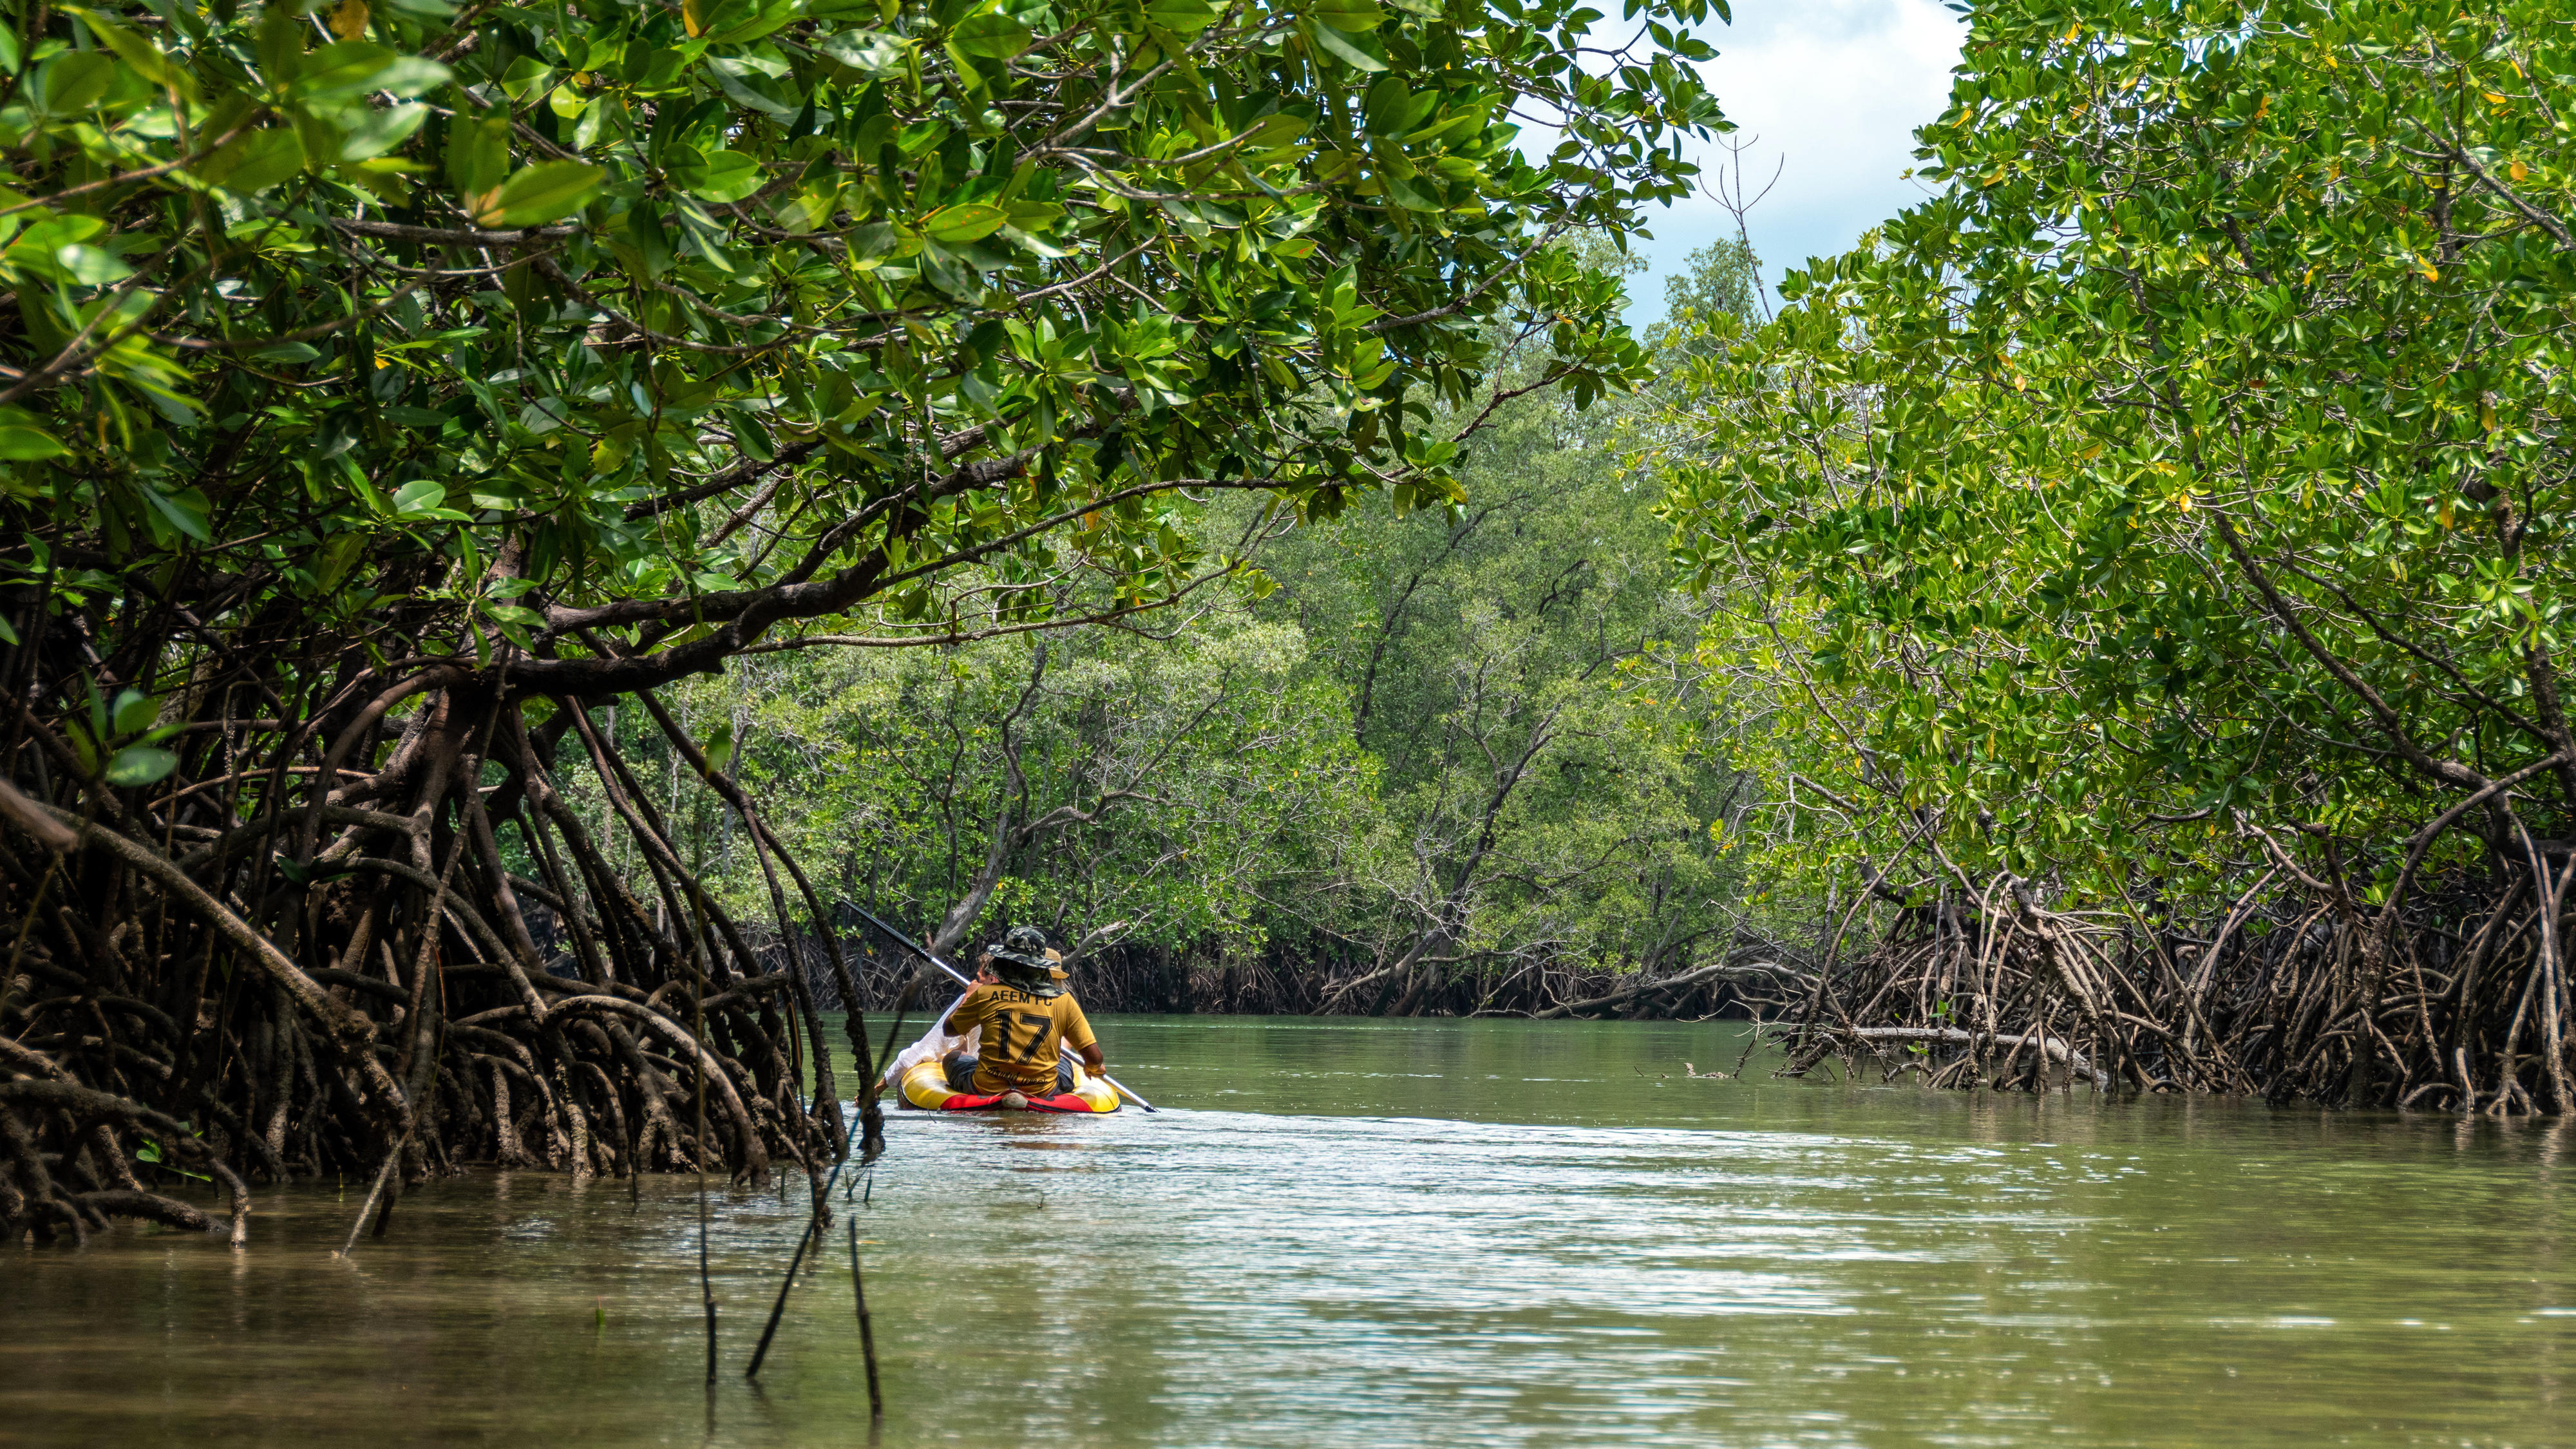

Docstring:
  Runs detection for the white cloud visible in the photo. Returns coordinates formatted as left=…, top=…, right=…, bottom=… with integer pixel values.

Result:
left=1624, top=0, right=1966, bottom=323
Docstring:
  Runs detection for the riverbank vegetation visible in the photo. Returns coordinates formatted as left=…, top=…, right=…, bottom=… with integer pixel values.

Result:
left=1657, top=0, right=2576, bottom=1112
left=622, top=247, right=1782, bottom=1018
left=0, top=0, right=1721, bottom=1242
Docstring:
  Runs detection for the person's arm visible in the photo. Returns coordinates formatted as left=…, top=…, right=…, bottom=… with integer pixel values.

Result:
left=942, top=989, right=992, bottom=1061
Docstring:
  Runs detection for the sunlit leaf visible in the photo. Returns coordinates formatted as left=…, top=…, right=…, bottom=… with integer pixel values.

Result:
left=670, top=149, right=765, bottom=204
left=922, top=203, right=1009, bottom=243
left=1305, top=21, right=1389, bottom=70
left=949, top=12, right=1032, bottom=57
left=105, top=746, right=178, bottom=787
left=0, top=426, right=66, bottom=460
left=478, top=161, right=607, bottom=226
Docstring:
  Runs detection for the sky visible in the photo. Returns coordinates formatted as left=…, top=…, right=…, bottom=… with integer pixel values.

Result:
left=1620, top=0, right=1969, bottom=326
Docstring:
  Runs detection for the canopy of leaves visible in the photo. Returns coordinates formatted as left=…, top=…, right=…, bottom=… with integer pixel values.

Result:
left=1656, top=0, right=2576, bottom=910
left=0, top=0, right=1723, bottom=696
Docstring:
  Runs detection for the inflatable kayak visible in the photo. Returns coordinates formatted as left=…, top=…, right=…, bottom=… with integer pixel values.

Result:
left=880, top=996, right=1121, bottom=1113
left=893, top=1052, right=1121, bottom=1113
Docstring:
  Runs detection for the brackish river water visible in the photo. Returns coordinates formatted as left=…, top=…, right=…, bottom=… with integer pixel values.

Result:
left=6, top=1016, right=2576, bottom=1447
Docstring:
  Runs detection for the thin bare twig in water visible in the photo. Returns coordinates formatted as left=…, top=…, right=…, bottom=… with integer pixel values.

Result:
left=692, top=869, right=717, bottom=1383
left=851, top=1218, right=885, bottom=1426
left=746, top=1159, right=849, bottom=1378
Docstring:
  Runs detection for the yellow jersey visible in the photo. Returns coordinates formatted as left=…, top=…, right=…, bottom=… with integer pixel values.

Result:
left=947, top=984, right=1095, bottom=1095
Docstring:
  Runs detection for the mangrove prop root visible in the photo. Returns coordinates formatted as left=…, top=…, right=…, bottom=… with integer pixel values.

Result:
left=1763, top=865, right=2576, bottom=1113
left=0, top=641, right=842, bottom=1247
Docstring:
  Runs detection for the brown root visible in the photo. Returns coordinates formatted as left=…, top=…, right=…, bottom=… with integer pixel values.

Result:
left=0, top=639, right=875, bottom=1247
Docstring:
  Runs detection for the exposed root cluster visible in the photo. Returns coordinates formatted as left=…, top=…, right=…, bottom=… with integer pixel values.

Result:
left=1, top=623, right=880, bottom=1247
left=1777, top=868, right=2576, bottom=1113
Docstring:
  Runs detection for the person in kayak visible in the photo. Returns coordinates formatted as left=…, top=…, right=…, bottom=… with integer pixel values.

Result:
left=940, top=925, right=1105, bottom=1109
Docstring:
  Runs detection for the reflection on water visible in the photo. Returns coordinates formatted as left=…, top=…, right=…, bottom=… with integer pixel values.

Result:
left=6, top=1016, right=2574, bottom=1447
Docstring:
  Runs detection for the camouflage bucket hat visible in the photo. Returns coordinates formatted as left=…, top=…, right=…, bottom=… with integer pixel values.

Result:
left=986, top=925, right=1068, bottom=981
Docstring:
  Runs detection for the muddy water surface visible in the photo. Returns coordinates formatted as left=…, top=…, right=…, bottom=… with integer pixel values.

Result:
left=6, top=1016, right=2575, bottom=1447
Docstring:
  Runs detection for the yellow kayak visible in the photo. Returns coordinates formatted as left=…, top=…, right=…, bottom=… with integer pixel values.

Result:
left=894, top=1053, right=1121, bottom=1113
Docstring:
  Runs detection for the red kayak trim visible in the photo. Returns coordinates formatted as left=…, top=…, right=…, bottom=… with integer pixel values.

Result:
left=929, top=1090, right=1097, bottom=1113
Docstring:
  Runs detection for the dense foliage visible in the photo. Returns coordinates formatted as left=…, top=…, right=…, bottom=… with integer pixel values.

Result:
left=633, top=612, right=1374, bottom=963
left=630, top=254, right=1773, bottom=1018
left=6, top=0, right=1719, bottom=667
left=1250, top=302, right=1761, bottom=1013
left=1656, top=0, right=2576, bottom=1108
left=0, top=0, right=1723, bottom=1244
